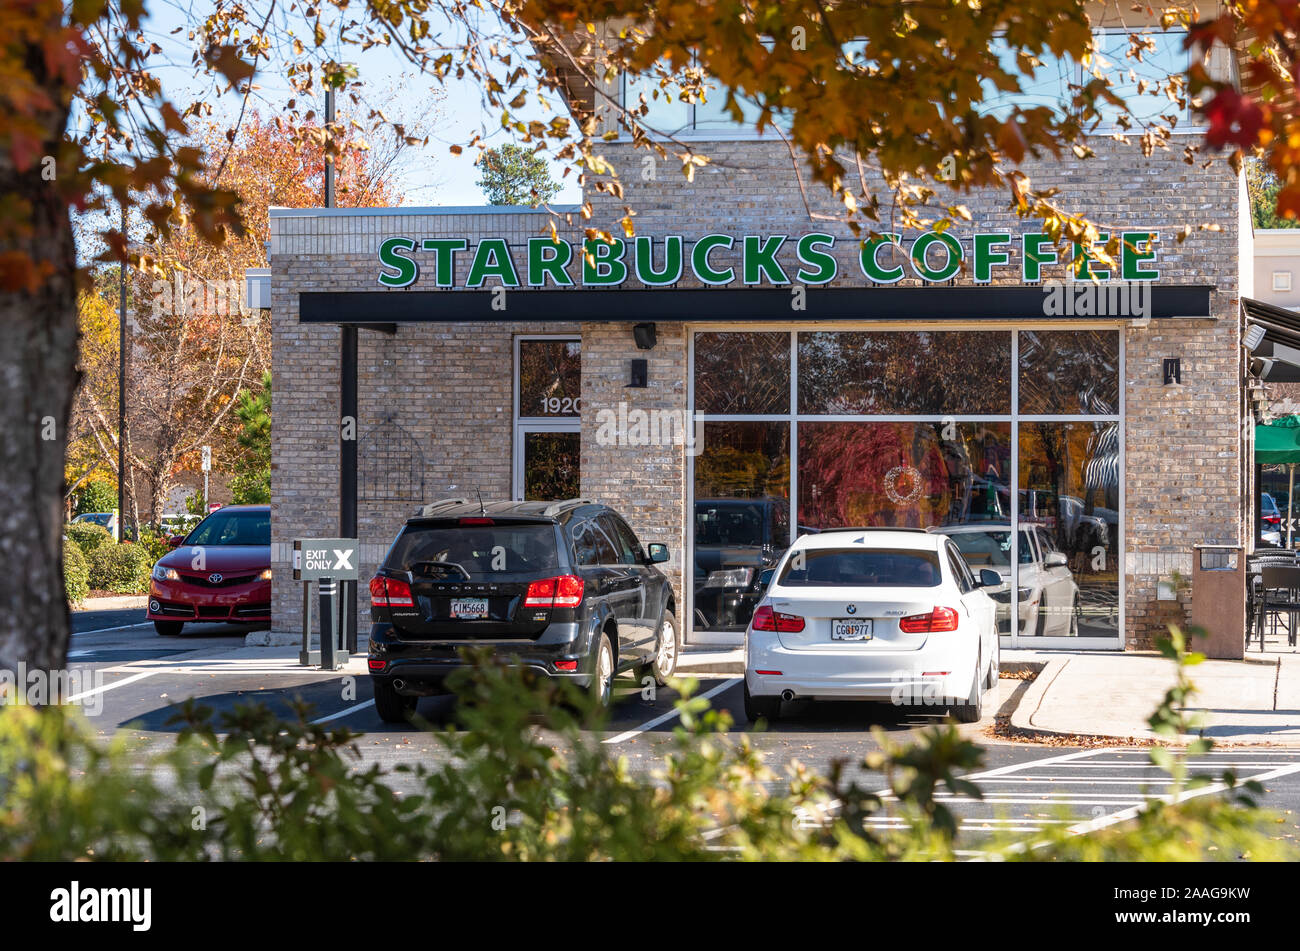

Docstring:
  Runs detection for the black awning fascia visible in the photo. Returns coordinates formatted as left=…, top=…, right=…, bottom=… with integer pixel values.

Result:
left=299, top=284, right=1215, bottom=325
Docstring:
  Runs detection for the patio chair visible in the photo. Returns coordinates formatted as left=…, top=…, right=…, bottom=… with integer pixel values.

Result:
left=1254, top=565, right=1300, bottom=651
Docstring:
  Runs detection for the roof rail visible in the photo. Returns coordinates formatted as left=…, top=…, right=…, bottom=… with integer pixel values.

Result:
left=813, top=526, right=932, bottom=534
left=542, top=497, right=598, bottom=517
left=415, top=497, right=469, bottom=517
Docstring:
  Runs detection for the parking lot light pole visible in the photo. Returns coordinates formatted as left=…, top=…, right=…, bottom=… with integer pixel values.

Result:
left=118, top=199, right=128, bottom=542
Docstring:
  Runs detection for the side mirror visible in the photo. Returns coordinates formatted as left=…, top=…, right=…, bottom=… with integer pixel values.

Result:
left=167, top=534, right=186, bottom=548
left=1044, top=551, right=1069, bottom=568
left=979, top=568, right=1003, bottom=588
left=647, top=543, right=670, bottom=563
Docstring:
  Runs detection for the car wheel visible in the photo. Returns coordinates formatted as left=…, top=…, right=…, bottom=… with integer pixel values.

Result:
left=154, top=620, right=183, bottom=636
left=984, top=643, right=999, bottom=690
left=1068, top=594, right=1080, bottom=637
left=951, top=653, right=983, bottom=724
left=648, top=611, right=679, bottom=686
left=743, top=680, right=781, bottom=724
left=373, top=677, right=418, bottom=724
left=591, top=632, right=615, bottom=708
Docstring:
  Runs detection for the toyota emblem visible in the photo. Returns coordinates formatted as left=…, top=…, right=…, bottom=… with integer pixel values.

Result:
left=846, top=604, right=856, bottom=614
left=209, top=573, right=223, bottom=583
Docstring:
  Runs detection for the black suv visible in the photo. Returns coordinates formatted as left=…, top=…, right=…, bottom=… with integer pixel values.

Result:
left=367, top=498, right=678, bottom=722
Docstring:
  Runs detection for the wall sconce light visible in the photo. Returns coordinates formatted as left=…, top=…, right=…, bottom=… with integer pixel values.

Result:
left=1162, top=357, right=1181, bottom=386
left=633, top=323, right=657, bottom=350
left=629, top=358, right=648, bottom=388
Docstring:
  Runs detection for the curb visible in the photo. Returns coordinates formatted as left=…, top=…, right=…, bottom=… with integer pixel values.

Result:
left=1008, top=658, right=1067, bottom=735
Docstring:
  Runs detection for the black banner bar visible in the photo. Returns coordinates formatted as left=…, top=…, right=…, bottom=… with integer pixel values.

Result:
left=299, top=284, right=1215, bottom=325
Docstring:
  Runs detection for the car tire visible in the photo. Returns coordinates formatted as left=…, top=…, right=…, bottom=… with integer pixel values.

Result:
left=373, top=678, right=418, bottom=724
left=951, top=654, right=983, bottom=724
left=154, top=620, right=184, bottom=636
left=984, top=644, right=999, bottom=690
left=591, top=632, right=615, bottom=709
left=1068, top=594, right=1080, bottom=637
left=647, top=610, right=679, bottom=687
left=743, top=681, right=781, bottom=724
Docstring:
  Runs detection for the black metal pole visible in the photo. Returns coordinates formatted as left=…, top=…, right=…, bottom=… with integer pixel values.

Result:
left=117, top=199, right=128, bottom=542
left=325, top=86, right=360, bottom=652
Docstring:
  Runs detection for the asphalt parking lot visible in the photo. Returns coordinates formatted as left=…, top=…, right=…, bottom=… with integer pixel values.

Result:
left=63, top=608, right=1300, bottom=852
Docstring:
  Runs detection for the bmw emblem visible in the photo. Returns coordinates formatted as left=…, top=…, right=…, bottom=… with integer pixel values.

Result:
left=846, top=604, right=856, bottom=614
left=209, top=573, right=223, bottom=583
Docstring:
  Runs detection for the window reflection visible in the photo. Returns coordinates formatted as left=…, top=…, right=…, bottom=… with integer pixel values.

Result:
left=695, top=332, right=790, bottom=415
left=693, top=421, right=790, bottom=632
left=1018, top=330, right=1119, bottom=415
left=798, top=331, right=1011, bottom=416
left=1018, top=421, right=1120, bottom=637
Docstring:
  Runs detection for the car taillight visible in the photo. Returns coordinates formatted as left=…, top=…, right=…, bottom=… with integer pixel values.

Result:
left=368, top=659, right=387, bottom=672
left=459, top=517, right=494, bottom=525
left=751, top=605, right=805, bottom=633
left=523, top=574, right=584, bottom=608
left=899, top=606, right=960, bottom=634
left=369, top=575, right=413, bottom=608
left=1265, top=515, right=1281, bottom=525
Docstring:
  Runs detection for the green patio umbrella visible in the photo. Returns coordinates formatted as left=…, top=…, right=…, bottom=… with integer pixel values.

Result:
left=1256, top=414, right=1300, bottom=546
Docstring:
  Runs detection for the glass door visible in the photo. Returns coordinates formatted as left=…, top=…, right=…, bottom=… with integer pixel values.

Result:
left=514, top=336, right=581, bottom=501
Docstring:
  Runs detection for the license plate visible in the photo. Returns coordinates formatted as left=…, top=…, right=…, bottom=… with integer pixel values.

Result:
left=450, top=598, right=489, bottom=619
left=831, top=618, right=873, bottom=641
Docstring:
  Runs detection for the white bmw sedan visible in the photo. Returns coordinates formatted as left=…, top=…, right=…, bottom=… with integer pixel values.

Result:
left=743, top=528, right=1000, bottom=724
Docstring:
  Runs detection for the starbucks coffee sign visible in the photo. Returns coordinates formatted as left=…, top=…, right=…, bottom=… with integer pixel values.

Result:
left=376, top=230, right=1161, bottom=290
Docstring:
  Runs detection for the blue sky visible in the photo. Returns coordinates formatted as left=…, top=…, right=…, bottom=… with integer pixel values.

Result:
left=139, top=0, right=581, bottom=207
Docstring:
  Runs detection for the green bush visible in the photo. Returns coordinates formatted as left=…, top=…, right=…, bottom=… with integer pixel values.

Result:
left=0, top=630, right=1293, bottom=863
left=86, top=542, right=153, bottom=594
left=73, top=478, right=117, bottom=517
left=135, top=527, right=173, bottom=566
left=66, top=521, right=112, bottom=555
left=62, top=540, right=89, bottom=606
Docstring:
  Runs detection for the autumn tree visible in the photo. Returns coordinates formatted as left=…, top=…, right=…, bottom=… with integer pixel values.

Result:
left=0, top=0, right=1258, bottom=674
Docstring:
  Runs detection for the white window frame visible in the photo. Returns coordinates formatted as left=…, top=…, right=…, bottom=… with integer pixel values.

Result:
left=1274, top=270, right=1292, bottom=292
left=618, top=28, right=1202, bottom=142
left=685, top=323, right=1125, bottom=651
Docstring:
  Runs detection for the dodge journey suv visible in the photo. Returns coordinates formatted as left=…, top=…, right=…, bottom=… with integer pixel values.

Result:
left=367, top=498, right=678, bottom=722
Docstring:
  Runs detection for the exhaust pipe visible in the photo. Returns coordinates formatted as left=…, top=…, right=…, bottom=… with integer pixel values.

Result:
left=781, top=689, right=795, bottom=702
left=393, top=678, right=406, bottom=692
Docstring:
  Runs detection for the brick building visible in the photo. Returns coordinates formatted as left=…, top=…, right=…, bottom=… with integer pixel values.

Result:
left=268, top=22, right=1255, bottom=653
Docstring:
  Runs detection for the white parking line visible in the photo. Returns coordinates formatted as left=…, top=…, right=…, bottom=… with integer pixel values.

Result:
left=311, top=700, right=376, bottom=724
left=71, top=621, right=152, bottom=636
left=602, top=677, right=741, bottom=745
left=63, top=669, right=160, bottom=704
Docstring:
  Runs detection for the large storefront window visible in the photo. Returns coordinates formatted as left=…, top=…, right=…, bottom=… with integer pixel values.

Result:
left=515, top=337, right=580, bottom=500
left=690, top=328, right=1122, bottom=644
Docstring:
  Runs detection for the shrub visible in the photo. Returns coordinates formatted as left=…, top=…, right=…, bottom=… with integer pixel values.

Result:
left=87, top=542, right=153, bottom=594
left=73, top=478, right=117, bottom=517
left=65, top=521, right=112, bottom=555
left=135, top=527, right=173, bottom=565
left=63, top=540, right=89, bottom=606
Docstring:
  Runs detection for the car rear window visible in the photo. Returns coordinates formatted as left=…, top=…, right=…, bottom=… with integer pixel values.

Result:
left=385, top=521, right=561, bottom=577
left=776, top=548, right=942, bottom=587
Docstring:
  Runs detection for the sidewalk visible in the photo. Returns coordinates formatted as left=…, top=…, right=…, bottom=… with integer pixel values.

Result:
left=1007, top=647, right=1300, bottom=746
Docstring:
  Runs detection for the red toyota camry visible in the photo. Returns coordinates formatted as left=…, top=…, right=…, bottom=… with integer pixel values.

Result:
left=146, top=504, right=272, bottom=635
